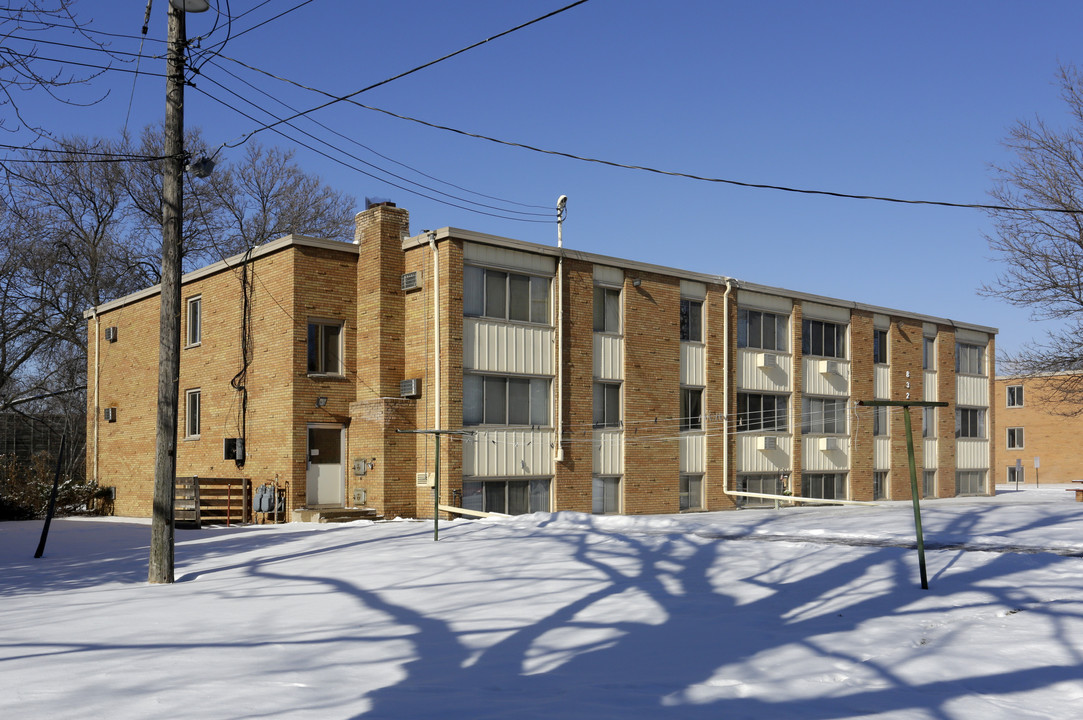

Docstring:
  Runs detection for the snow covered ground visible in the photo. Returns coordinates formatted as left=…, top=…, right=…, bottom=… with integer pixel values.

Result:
left=3, top=484, right=1083, bottom=719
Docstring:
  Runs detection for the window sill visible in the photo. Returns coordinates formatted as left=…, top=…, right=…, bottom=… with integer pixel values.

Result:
left=184, top=342, right=201, bottom=350
left=183, top=435, right=200, bottom=442
left=307, top=372, right=348, bottom=381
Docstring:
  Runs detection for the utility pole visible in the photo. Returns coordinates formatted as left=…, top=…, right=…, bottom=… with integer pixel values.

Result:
left=148, top=3, right=187, bottom=584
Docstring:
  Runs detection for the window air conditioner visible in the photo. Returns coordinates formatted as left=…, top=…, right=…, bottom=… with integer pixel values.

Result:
left=105, top=326, right=118, bottom=343
left=416, top=472, right=434, bottom=488
left=401, top=271, right=421, bottom=292
left=400, top=378, right=421, bottom=398
left=821, top=437, right=840, bottom=452
left=759, top=353, right=779, bottom=369
left=103, top=407, right=117, bottom=423
left=819, top=360, right=840, bottom=375
left=758, top=435, right=778, bottom=450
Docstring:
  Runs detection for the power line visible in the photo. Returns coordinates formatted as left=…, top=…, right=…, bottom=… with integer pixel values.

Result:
left=220, top=0, right=591, bottom=152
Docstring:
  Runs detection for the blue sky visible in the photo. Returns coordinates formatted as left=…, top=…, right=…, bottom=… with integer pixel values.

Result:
left=10, top=1, right=1083, bottom=357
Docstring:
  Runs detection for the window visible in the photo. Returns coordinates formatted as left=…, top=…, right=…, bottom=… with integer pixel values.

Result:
left=593, top=382, right=621, bottom=428
left=307, top=321, right=342, bottom=375
left=184, top=388, right=201, bottom=439
left=955, top=407, right=986, bottom=439
left=1007, top=385, right=1024, bottom=407
left=801, top=397, right=846, bottom=434
left=1007, top=427, right=1024, bottom=449
left=923, top=335, right=936, bottom=370
left=736, top=392, right=788, bottom=432
left=873, top=471, right=888, bottom=501
left=186, top=296, right=201, bottom=346
left=592, top=476, right=621, bottom=514
left=462, top=478, right=550, bottom=515
left=802, top=473, right=846, bottom=501
left=593, top=286, right=620, bottom=333
left=736, top=474, right=785, bottom=508
left=922, top=470, right=936, bottom=498
left=956, top=470, right=985, bottom=495
left=680, top=387, right=703, bottom=431
left=463, top=375, right=549, bottom=426
left=679, top=474, right=703, bottom=511
left=956, top=343, right=985, bottom=375
left=737, top=308, right=788, bottom=351
left=680, top=299, right=702, bottom=342
left=464, top=266, right=549, bottom=324
left=873, top=406, right=888, bottom=436
left=802, top=319, right=846, bottom=358
left=1007, top=465, right=1025, bottom=484
left=922, top=406, right=935, bottom=438
left=873, top=329, right=888, bottom=364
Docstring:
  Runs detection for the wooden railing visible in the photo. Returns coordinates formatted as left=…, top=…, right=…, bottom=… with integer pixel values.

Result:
left=175, top=477, right=251, bottom=528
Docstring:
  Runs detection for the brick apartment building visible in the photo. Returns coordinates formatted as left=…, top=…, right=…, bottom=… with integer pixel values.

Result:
left=996, top=373, right=1083, bottom=485
left=85, top=203, right=997, bottom=520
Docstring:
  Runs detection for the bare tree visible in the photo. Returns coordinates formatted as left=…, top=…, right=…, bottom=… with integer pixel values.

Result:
left=985, top=64, right=1083, bottom=410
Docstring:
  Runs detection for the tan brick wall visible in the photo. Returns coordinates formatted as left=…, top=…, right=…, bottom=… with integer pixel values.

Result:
left=849, top=311, right=874, bottom=500
left=995, top=373, right=1083, bottom=485
left=554, top=258, right=595, bottom=512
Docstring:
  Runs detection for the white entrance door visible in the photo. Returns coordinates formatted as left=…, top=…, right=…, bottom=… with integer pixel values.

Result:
left=307, top=425, right=344, bottom=506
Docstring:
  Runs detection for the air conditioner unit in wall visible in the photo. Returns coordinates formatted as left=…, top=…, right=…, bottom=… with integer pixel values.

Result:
left=758, top=435, right=778, bottom=450
left=819, top=360, right=840, bottom=376
left=416, top=472, right=434, bottom=488
left=103, top=407, right=117, bottom=423
left=105, top=326, right=118, bottom=343
left=400, top=378, right=421, bottom=398
left=401, top=271, right=421, bottom=292
left=821, top=437, right=840, bottom=452
left=758, top=353, right=779, bottom=369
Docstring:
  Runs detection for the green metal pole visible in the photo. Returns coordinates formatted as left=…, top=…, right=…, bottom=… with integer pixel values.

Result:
left=434, top=434, right=440, bottom=542
left=902, top=408, right=929, bottom=590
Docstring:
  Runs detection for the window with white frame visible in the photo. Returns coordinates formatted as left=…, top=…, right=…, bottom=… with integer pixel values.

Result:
left=1007, top=427, right=1024, bottom=449
left=186, top=295, right=202, bottom=346
left=736, top=392, right=788, bottom=432
left=680, top=299, right=702, bottom=342
left=955, top=342, right=985, bottom=375
left=736, top=474, right=785, bottom=508
left=802, top=473, right=846, bottom=501
left=462, top=478, right=550, bottom=515
left=873, top=329, right=888, bottom=365
left=184, top=388, right=201, bottom=439
left=463, top=374, right=549, bottom=426
left=873, top=406, right=888, bottom=436
left=680, top=387, right=703, bottom=432
left=592, top=476, right=621, bottom=514
left=1007, top=465, right=1025, bottom=484
left=307, top=321, right=342, bottom=375
left=464, top=266, right=549, bottom=324
left=801, top=396, right=846, bottom=435
left=1007, top=384, right=1024, bottom=407
left=873, top=471, right=888, bottom=500
left=593, top=286, right=620, bottom=333
left=923, top=335, right=936, bottom=370
left=956, top=470, right=985, bottom=495
left=593, top=382, right=621, bottom=428
left=679, top=474, right=703, bottom=511
left=955, top=407, right=986, bottom=439
left=737, top=308, right=788, bottom=351
left=922, top=470, right=936, bottom=498
left=802, top=318, right=846, bottom=359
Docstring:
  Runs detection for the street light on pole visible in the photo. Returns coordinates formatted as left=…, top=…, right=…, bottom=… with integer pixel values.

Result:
left=149, top=0, right=209, bottom=584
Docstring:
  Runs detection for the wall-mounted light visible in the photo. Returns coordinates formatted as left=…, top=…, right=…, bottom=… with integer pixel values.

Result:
left=315, top=396, right=328, bottom=408
left=632, top=278, right=642, bottom=287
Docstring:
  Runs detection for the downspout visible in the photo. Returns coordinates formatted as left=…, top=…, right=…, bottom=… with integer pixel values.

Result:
left=555, top=196, right=567, bottom=463
left=428, top=231, right=441, bottom=433
left=93, top=308, right=101, bottom=486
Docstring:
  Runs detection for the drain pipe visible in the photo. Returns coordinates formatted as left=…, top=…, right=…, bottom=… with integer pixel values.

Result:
left=555, top=195, right=567, bottom=463
left=719, top=278, right=873, bottom=508
left=428, top=230, right=441, bottom=433
left=92, top=307, right=101, bottom=486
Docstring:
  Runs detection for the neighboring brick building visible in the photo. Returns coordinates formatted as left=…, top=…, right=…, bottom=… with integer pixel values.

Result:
left=86, top=203, right=997, bottom=520
left=995, top=374, right=1083, bottom=485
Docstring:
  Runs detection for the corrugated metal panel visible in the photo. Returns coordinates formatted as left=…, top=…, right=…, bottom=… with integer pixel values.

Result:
left=464, top=242, right=556, bottom=275
left=802, top=357, right=850, bottom=396
left=680, top=433, right=706, bottom=473
left=594, top=265, right=623, bottom=286
left=956, top=374, right=989, bottom=407
left=956, top=438, right=990, bottom=469
left=680, top=279, right=706, bottom=300
left=802, top=301, right=850, bottom=324
left=463, top=318, right=553, bottom=375
left=736, top=434, right=791, bottom=473
left=738, top=291, right=792, bottom=314
left=593, top=333, right=623, bottom=380
left=923, top=370, right=937, bottom=401
left=874, top=436, right=891, bottom=470
left=680, top=342, right=705, bottom=386
left=801, top=437, right=850, bottom=471
left=463, top=428, right=554, bottom=477
left=736, top=349, right=791, bottom=392
left=592, top=429, right=624, bottom=475
left=923, top=438, right=937, bottom=469
left=874, top=365, right=890, bottom=399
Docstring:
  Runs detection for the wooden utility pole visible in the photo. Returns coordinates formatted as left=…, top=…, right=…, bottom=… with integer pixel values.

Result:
left=148, top=4, right=186, bottom=584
